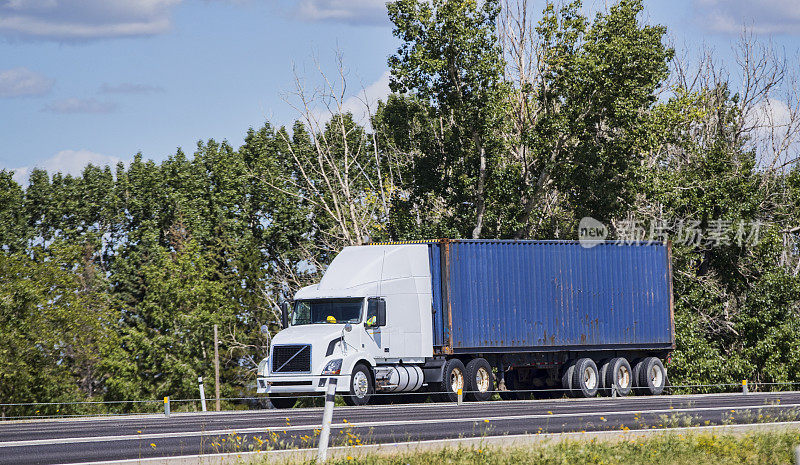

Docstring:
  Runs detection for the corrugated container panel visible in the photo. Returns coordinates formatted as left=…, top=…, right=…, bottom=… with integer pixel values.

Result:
left=432, top=240, right=673, bottom=352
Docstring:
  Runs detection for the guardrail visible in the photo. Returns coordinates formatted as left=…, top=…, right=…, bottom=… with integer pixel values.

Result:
left=2, top=380, right=800, bottom=421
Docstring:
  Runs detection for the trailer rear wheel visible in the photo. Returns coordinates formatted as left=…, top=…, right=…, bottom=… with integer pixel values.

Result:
left=560, top=360, right=577, bottom=397
left=465, top=358, right=494, bottom=402
left=435, top=358, right=466, bottom=402
left=572, top=358, right=599, bottom=398
left=637, top=357, right=666, bottom=395
left=631, top=358, right=645, bottom=394
left=601, top=357, right=632, bottom=396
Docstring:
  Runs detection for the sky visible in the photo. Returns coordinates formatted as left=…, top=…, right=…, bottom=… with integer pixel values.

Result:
left=1, top=0, right=799, bottom=184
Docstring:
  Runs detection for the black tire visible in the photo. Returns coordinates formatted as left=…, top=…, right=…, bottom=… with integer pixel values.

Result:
left=571, top=358, right=599, bottom=398
left=637, top=357, right=667, bottom=396
left=268, top=395, right=297, bottom=409
left=631, top=358, right=646, bottom=394
left=434, top=358, right=466, bottom=402
left=343, top=363, right=373, bottom=406
left=598, top=358, right=612, bottom=395
left=601, top=357, right=633, bottom=396
left=560, top=360, right=577, bottom=397
left=465, top=358, right=494, bottom=402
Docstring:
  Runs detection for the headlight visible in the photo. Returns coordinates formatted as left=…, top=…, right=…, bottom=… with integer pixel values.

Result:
left=258, top=357, right=270, bottom=376
left=322, top=359, right=343, bottom=375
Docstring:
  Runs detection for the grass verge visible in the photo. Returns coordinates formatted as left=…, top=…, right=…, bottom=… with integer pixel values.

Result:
left=252, top=430, right=800, bottom=465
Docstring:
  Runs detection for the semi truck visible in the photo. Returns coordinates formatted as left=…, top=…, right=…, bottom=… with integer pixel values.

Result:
left=256, top=239, right=674, bottom=408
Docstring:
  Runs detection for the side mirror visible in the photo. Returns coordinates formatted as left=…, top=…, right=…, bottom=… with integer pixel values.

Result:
left=280, top=301, right=290, bottom=328
left=344, top=322, right=352, bottom=332
left=260, top=324, right=269, bottom=335
left=376, top=299, right=386, bottom=327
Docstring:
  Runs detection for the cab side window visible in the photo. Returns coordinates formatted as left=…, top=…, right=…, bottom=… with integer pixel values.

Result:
left=366, top=299, right=379, bottom=327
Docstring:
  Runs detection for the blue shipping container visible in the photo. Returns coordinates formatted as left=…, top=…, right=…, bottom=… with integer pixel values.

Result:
left=428, top=240, right=674, bottom=354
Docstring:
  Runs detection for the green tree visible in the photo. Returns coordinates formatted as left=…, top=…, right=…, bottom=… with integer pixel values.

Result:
left=387, top=0, right=507, bottom=239
left=0, top=248, right=117, bottom=417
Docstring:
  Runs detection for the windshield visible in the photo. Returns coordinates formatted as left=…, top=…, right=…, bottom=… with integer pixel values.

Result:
left=291, top=298, right=363, bottom=325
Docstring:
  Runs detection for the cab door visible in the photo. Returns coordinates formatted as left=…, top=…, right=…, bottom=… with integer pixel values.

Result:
left=363, top=297, right=388, bottom=358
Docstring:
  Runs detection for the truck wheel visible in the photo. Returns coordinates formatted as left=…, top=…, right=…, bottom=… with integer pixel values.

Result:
left=571, top=358, right=599, bottom=398
left=601, top=357, right=632, bottom=396
left=631, top=358, right=645, bottom=394
left=637, top=357, right=666, bottom=395
left=343, top=364, right=373, bottom=406
left=435, top=358, right=466, bottom=402
left=560, top=360, right=577, bottom=397
left=268, top=395, right=297, bottom=409
left=465, top=358, right=494, bottom=402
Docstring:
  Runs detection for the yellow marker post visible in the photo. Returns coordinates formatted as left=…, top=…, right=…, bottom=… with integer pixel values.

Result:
left=164, top=396, right=170, bottom=417
left=457, top=388, right=463, bottom=405
left=742, top=380, right=748, bottom=395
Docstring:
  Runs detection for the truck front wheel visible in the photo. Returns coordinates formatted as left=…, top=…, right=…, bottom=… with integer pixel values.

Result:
left=344, top=364, right=374, bottom=406
left=465, top=358, right=494, bottom=402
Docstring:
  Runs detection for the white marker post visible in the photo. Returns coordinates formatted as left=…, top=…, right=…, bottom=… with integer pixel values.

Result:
left=317, top=378, right=338, bottom=463
left=164, top=396, right=170, bottom=418
left=795, top=444, right=799, bottom=465
left=457, top=388, right=463, bottom=405
left=198, top=377, right=207, bottom=412
left=742, top=380, right=748, bottom=394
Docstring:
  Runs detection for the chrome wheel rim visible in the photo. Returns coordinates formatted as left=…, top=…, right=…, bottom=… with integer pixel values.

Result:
left=475, top=367, right=490, bottom=392
left=450, top=367, right=464, bottom=392
left=353, top=371, right=369, bottom=398
left=583, top=366, right=597, bottom=390
left=650, top=365, right=663, bottom=387
left=617, top=365, right=631, bottom=389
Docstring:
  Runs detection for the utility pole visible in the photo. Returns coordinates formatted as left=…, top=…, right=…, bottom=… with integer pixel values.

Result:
left=214, top=324, right=221, bottom=412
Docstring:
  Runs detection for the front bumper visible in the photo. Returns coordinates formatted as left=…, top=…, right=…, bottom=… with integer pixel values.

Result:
left=257, top=374, right=349, bottom=394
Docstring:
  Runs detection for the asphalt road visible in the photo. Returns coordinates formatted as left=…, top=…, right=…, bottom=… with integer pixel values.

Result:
left=2, top=391, right=800, bottom=465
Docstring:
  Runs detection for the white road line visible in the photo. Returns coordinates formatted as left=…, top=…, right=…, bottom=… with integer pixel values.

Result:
left=1, top=402, right=799, bottom=448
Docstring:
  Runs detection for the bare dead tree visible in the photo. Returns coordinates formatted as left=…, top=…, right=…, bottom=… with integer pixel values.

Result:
left=499, top=0, right=560, bottom=239
left=245, top=52, right=397, bottom=342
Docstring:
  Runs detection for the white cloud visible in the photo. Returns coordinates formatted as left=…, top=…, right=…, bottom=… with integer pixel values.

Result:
left=745, top=98, right=800, bottom=169
left=294, top=0, right=388, bottom=25
left=43, top=98, right=118, bottom=114
left=695, top=0, right=800, bottom=34
left=0, top=67, right=54, bottom=97
left=748, top=98, right=791, bottom=129
left=341, top=70, right=391, bottom=122
left=311, top=70, right=391, bottom=127
left=0, top=0, right=182, bottom=41
left=10, top=149, right=125, bottom=185
left=99, top=82, right=164, bottom=94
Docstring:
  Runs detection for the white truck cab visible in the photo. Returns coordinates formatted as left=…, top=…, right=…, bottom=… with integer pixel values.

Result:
left=256, top=244, right=435, bottom=407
